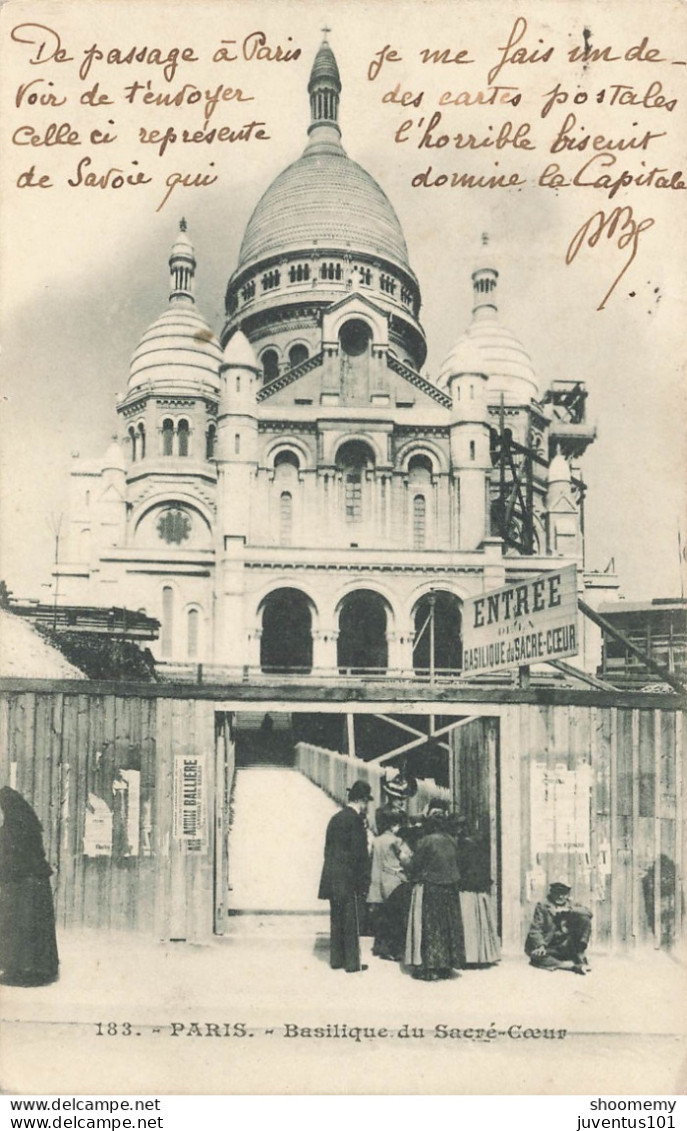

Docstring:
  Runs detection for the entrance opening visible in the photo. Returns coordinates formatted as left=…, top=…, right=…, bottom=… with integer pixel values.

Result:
left=412, top=591, right=463, bottom=674
left=259, top=588, right=313, bottom=673
left=337, top=589, right=388, bottom=672
left=213, top=708, right=501, bottom=942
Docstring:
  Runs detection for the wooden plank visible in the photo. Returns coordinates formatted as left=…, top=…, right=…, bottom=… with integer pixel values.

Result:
left=32, top=695, right=51, bottom=840
left=139, top=695, right=157, bottom=934
left=9, top=694, right=26, bottom=796
left=47, top=694, right=64, bottom=882
left=90, top=693, right=109, bottom=932
left=198, top=699, right=215, bottom=943
left=154, top=695, right=174, bottom=941
left=0, top=675, right=685, bottom=712
left=676, top=710, right=684, bottom=946
left=592, top=707, right=613, bottom=947
left=23, top=693, right=36, bottom=806
left=486, top=718, right=500, bottom=934
left=0, top=694, right=9, bottom=783
left=57, top=695, right=77, bottom=928
left=653, top=710, right=662, bottom=949
left=500, top=704, right=522, bottom=953
left=609, top=707, right=618, bottom=950
left=72, top=694, right=92, bottom=929
left=631, top=710, right=640, bottom=944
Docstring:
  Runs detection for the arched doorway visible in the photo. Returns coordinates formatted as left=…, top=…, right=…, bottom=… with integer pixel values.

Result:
left=412, top=590, right=462, bottom=674
left=337, top=589, right=388, bottom=672
left=259, top=588, right=313, bottom=673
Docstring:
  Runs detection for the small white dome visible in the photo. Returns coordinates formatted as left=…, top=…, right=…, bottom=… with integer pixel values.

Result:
left=440, top=339, right=488, bottom=380
left=102, top=439, right=126, bottom=472
left=223, top=330, right=260, bottom=370
left=437, top=319, right=538, bottom=404
left=128, top=304, right=222, bottom=394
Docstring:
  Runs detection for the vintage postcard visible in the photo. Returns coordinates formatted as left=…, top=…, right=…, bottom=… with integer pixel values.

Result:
left=0, top=0, right=685, bottom=1097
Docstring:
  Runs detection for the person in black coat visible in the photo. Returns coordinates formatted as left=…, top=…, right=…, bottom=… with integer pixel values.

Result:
left=0, top=786, right=59, bottom=986
left=318, top=780, right=372, bottom=973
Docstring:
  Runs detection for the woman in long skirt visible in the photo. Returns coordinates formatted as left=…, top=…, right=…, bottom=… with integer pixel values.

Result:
left=0, top=787, right=59, bottom=987
left=450, top=819, right=500, bottom=967
left=405, top=809, right=464, bottom=981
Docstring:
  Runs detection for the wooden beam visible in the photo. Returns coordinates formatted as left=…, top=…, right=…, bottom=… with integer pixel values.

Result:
left=346, top=713, right=356, bottom=759
left=368, top=732, right=432, bottom=766
left=0, top=677, right=683, bottom=711
left=548, top=658, right=619, bottom=692
left=375, top=714, right=426, bottom=740
left=369, top=716, right=478, bottom=765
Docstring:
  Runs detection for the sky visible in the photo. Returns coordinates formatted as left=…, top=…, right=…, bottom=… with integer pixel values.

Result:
left=1, top=0, right=685, bottom=602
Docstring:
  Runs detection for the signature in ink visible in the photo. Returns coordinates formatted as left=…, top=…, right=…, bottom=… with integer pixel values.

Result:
left=566, top=206, right=655, bottom=311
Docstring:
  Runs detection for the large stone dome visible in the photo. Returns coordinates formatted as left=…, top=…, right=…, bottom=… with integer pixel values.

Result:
left=237, top=149, right=411, bottom=274
left=223, top=36, right=426, bottom=370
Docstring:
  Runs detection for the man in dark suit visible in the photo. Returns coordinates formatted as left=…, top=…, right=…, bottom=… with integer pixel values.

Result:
left=318, top=780, right=373, bottom=972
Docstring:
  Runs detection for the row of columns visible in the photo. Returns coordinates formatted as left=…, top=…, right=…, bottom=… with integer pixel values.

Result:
left=245, top=626, right=442, bottom=673
left=252, top=467, right=461, bottom=549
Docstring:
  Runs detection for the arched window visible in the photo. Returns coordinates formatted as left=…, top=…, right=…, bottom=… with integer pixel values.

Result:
left=279, top=491, right=293, bottom=546
left=408, top=453, right=433, bottom=484
left=138, top=422, right=146, bottom=460
left=339, top=319, right=372, bottom=358
left=261, top=349, right=279, bottom=383
left=161, top=586, right=174, bottom=658
left=128, top=426, right=137, bottom=462
left=177, top=419, right=189, bottom=457
left=413, top=495, right=426, bottom=550
left=274, top=449, right=300, bottom=471
left=206, top=423, right=217, bottom=460
left=162, top=418, right=174, bottom=456
left=187, top=608, right=199, bottom=659
left=288, top=343, right=309, bottom=369
left=336, top=440, right=375, bottom=524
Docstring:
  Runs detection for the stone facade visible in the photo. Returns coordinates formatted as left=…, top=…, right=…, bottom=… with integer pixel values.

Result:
left=57, top=36, right=617, bottom=674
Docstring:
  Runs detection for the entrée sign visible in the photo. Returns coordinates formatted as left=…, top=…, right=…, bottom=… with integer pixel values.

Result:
left=462, top=564, right=578, bottom=677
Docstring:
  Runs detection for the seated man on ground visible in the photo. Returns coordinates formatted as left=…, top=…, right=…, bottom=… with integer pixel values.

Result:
left=525, top=880, right=592, bottom=974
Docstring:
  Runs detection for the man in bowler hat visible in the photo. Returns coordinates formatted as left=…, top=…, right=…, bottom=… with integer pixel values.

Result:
left=318, top=780, right=373, bottom=972
left=525, top=880, right=592, bottom=974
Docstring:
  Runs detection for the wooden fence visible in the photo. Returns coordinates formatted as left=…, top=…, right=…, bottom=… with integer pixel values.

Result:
left=0, top=688, right=217, bottom=941
left=0, top=680, right=683, bottom=952
left=454, top=704, right=686, bottom=953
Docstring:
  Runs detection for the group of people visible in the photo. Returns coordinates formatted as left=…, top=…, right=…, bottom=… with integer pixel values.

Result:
left=319, top=779, right=592, bottom=979
left=0, top=778, right=592, bottom=989
left=318, top=779, right=500, bottom=980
